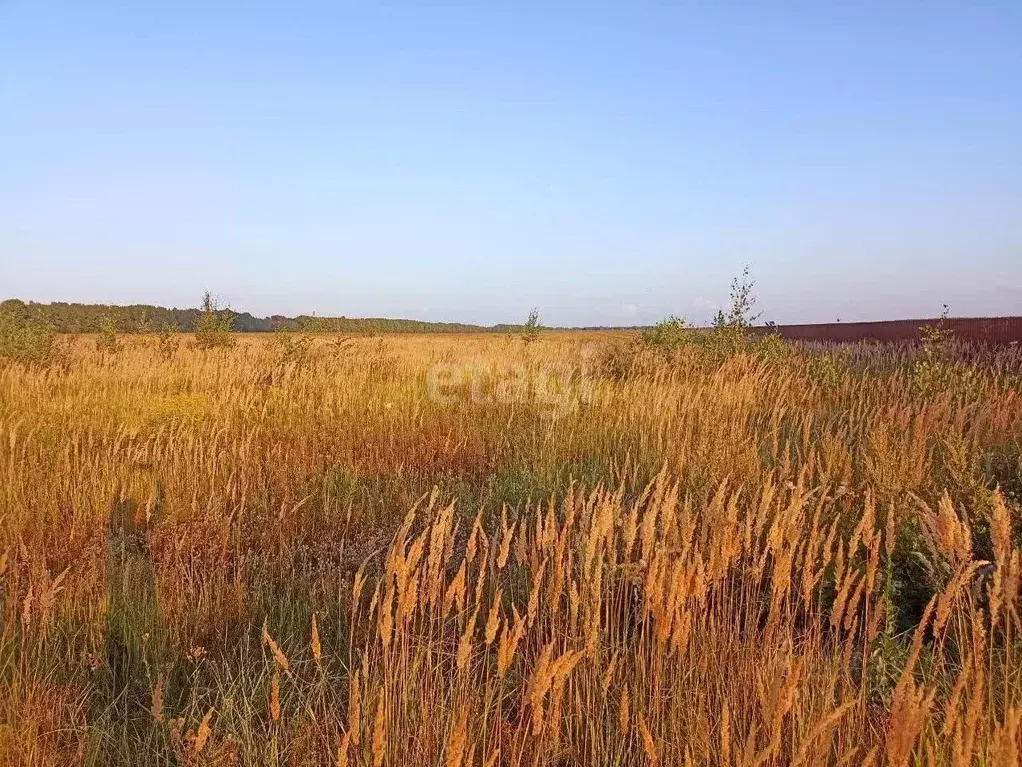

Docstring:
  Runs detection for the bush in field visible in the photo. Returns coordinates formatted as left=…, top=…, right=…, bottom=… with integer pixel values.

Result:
left=521, top=308, right=541, bottom=345
left=806, top=349, right=846, bottom=389
left=156, top=323, right=179, bottom=360
left=96, top=313, right=121, bottom=354
left=194, top=292, right=235, bottom=349
left=0, top=302, right=61, bottom=366
left=272, top=329, right=315, bottom=368
left=913, top=304, right=954, bottom=393
left=642, top=266, right=763, bottom=364
left=757, top=331, right=790, bottom=362
left=909, top=305, right=987, bottom=401
left=708, top=264, right=761, bottom=358
left=641, top=314, right=689, bottom=358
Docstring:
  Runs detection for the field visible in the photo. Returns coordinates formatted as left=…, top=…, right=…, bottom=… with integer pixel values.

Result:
left=757, top=317, right=1022, bottom=346
left=2, top=331, right=1022, bottom=765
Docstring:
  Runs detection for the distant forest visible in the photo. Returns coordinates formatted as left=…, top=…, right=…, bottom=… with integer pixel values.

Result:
left=0, top=298, right=575, bottom=334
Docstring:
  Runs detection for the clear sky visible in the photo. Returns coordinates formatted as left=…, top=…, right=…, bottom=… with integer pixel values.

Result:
left=2, top=2, right=1020, bottom=326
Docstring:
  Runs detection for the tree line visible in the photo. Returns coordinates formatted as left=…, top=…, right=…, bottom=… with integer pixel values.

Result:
left=0, top=298, right=547, bottom=335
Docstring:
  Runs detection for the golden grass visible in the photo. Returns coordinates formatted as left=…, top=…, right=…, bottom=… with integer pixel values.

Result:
left=0, top=332, right=1020, bottom=765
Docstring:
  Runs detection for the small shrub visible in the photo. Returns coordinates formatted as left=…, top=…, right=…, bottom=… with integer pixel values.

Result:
left=912, top=305, right=963, bottom=396
left=156, top=324, right=179, bottom=360
left=272, top=330, right=315, bottom=368
left=522, top=308, right=541, bottom=346
left=707, top=265, right=761, bottom=360
left=919, top=305, right=954, bottom=356
left=194, top=292, right=235, bottom=349
left=910, top=306, right=985, bottom=401
left=96, top=314, right=121, bottom=354
left=713, top=265, right=760, bottom=329
left=0, top=304, right=61, bottom=366
left=807, top=349, right=847, bottom=389
left=757, top=332, right=789, bottom=363
left=641, top=315, right=689, bottom=358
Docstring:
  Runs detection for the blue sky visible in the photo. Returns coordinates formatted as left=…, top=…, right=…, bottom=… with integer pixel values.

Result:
left=1, top=2, right=1020, bottom=325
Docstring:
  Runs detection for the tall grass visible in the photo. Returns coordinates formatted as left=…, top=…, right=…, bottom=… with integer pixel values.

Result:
left=0, top=333, right=1019, bottom=765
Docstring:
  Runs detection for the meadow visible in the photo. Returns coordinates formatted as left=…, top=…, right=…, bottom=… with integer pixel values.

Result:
left=1, top=328, right=1021, bottom=765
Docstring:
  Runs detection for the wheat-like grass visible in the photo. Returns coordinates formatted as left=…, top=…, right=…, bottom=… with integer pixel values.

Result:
left=1, top=332, right=1020, bottom=765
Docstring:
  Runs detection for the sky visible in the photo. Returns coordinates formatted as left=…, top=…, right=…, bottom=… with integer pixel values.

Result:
left=1, top=2, right=1020, bottom=326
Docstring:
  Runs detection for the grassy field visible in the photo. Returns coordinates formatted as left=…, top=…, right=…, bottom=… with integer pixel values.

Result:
left=2, top=331, right=1021, bottom=765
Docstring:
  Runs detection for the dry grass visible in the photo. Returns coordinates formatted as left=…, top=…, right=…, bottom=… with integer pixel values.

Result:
left=1, top=332, right=1020, bottom=765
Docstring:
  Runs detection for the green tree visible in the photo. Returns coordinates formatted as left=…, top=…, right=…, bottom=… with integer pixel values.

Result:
left=96, top=313, right=121, bottom=354
left=641, top=315, right=689, bottom=357
left=194, top=292, right=236, bottom=349
left=522, top=308, right=541, bottom=345
left=0, top=304, right=60, bottom=366
left=713, top=265, right=761, bottom=331
left=710, top=265, right=761, bottom=357
left=914, top=304, right=956, bottom=394
left=156, top=323, right=179, bottom=360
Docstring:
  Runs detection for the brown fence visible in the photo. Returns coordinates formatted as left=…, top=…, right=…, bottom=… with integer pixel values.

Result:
left=752, top=317, right=1022, bottom=346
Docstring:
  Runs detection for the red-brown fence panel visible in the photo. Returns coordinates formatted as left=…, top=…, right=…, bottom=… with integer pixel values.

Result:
left=753, top=317, right=1022, bottom=345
